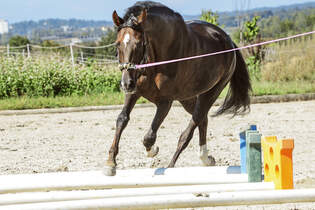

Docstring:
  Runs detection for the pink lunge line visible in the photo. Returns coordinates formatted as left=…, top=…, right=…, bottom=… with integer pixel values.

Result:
left=135, top=30, right=315, bottom=69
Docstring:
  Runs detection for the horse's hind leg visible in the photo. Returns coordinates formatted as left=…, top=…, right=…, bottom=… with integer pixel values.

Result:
left=143, top=100, right=172, bottom=157
left=180, top=99, right=215, bottom=167
left=168, top=74, right=231, bottom=168
left=198, top=117, right=215, bottom=166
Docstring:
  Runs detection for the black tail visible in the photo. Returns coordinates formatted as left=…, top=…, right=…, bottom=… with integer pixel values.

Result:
left=216, top=43, right=252, bottom=116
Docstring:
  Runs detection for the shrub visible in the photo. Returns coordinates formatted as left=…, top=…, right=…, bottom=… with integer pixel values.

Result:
left=246, top=56, right=261, bottom=81
left=261, top=39, right=315, bottom=82
left=0, top=55, right=121, bottom=99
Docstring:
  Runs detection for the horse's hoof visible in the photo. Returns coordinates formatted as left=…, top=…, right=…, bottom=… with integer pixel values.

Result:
left=147, top=146, right=159, bottom=158
left=103, top=166, right=116, bottom=176
left=201, top=155, right=216, bottom=166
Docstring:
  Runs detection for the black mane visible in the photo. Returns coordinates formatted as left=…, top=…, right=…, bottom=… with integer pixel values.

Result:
left=123, top=1, right=183, bottom=22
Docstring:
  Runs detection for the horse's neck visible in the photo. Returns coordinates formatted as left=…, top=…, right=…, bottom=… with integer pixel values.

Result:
left=143, top=15, right=188, bottom=60
left=145, top=28, right=189, bottom=62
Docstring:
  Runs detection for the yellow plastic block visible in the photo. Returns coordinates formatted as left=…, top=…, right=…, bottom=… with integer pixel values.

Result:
left=262, top=136, right=294, bottom=189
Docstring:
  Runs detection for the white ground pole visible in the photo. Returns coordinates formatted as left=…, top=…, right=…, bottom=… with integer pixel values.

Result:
left=0, top=182, right=274, bottom=206
left=0, top=166, right=245, bottom=193
left=1, top=189, right=315, bottom=210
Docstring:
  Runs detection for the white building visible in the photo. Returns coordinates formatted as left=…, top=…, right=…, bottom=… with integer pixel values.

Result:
left=0, top=19, right=9, bottom=34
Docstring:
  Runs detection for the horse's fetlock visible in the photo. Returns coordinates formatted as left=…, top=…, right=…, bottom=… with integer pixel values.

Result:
left=143, top=132, right=156, bottom=148
left=199, top=144, right=208, bottom=158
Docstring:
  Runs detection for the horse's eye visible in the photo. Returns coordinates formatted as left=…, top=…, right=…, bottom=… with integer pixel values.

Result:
left=116, top=42, right=120, bottom=47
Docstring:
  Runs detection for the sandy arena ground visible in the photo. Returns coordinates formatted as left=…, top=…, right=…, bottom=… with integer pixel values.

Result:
left=0, top=100, right=315, bottom=209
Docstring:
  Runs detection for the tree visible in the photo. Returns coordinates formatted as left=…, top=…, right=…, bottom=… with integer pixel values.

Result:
left=279, top=19, right=294, bottom=35
left=232, top=28, right=241, bottom=44
left=38, top=40, right=62, bottom=53
left=41, top=40, right=59, bottom=47
left=9, top=35, right=30, bottom=47
left=305, top=13, right=315, bottom=30
left=200, top=10, right=220, bottom=26
left=97, top=28, right=117, bottom=57
left=243, top=16, right=260, bottom=43
left=241, top=16, right=263, bottom=81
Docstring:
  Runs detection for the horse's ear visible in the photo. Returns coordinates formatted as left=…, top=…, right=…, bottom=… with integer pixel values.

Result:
left=112, top=10, right=124, bottom=27
left=137, top=9, right=147, bottom=24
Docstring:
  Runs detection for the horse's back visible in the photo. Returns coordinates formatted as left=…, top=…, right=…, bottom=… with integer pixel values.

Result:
left=185, top=20, right=234, bottom=51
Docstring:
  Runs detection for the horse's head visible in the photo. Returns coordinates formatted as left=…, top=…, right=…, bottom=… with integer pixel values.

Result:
left=112, top=9, right=147, bottom=93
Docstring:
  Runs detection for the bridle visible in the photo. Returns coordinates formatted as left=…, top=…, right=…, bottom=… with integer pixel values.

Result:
left=117, top=14, right=148, bottom=73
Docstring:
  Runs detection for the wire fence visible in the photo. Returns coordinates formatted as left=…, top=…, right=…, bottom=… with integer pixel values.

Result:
left=0, top=43, right=118, bottom=67
left=0, top=33, right=314, bottom=68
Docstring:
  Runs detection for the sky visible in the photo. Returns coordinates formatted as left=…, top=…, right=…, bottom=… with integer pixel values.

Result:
left=0, top=0, right=314, bottom=23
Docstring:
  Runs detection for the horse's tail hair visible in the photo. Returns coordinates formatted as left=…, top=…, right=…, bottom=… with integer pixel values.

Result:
left=215, top=42, right=252, bottom=116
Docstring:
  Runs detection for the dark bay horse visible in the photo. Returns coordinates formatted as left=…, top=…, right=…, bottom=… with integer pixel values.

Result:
left=104, top=1, right=251, bottom=176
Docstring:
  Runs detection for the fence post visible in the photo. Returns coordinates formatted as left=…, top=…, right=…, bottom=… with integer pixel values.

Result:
left=27, top=44, right=30, bottom=58
left=7, top=44, right=9, bottom=57
left=70, top=43, right=75, bottom=67
left=80, top=51, right=84, bottom=64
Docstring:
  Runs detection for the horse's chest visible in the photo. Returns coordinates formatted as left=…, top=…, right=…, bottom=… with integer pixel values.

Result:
left=154, top=73, right=169, bottom=90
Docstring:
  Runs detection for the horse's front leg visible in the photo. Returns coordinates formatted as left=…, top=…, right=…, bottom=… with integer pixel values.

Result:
left=143, top=100, right=172, bottom=157
left=104, top=94, right=140, bottom=176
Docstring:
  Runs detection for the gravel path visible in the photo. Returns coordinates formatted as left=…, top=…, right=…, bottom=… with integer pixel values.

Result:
left=1, top=100, right=315, bottom=209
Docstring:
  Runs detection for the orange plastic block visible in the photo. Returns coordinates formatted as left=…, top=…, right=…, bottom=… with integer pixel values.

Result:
left=262, top=136, right=294, bottom=189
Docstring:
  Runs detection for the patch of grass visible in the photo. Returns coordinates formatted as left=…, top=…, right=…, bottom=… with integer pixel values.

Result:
left=252, top=80, right=315, bottom=96
left=220, top=80, right=315, bottom=98
left=0, top=79, right=313, bottom=110
left=0, top=93, right=117, bottom=110
left=0, top=93, right=150, bottom=110
left=261, top=38, right=315, bottom=82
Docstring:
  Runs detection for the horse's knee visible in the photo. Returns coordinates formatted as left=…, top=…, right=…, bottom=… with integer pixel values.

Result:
left=116, top=112, right=129, bottom=128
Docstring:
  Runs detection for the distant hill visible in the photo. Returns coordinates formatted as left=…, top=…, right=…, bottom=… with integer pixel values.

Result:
left=184, top=1, right=315, bottom=27
left=10, top=19, right=112, bottom=38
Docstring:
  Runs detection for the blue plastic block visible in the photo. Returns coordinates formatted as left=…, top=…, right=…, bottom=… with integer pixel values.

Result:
left=240, top=131, right=247, bottom=173
left=250, top=125, right=257, bottom=131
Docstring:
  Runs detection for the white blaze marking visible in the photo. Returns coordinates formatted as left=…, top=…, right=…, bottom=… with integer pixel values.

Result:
left=123, top=33, right=130, bottom=48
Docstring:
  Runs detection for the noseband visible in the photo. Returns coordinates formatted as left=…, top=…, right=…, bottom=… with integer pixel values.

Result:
left=118, top=63, right=136, bottom=71
left=117, top=14, right=148, bottom=73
